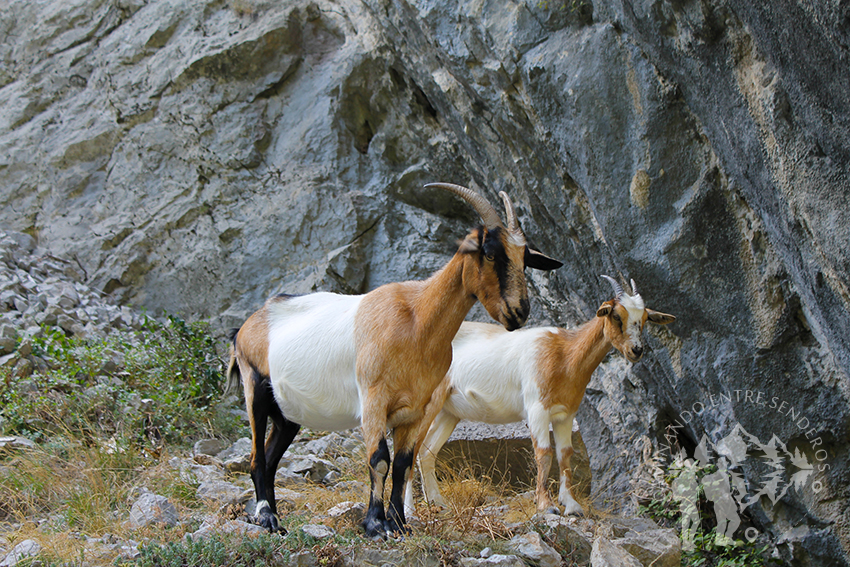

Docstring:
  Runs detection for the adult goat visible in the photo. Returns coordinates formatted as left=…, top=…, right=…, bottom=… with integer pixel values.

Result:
left=227, top=183, right=562, bottom=537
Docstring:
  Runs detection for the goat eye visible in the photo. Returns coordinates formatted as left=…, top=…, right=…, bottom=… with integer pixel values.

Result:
left=611, top=313, right=621, bottom=323
left=485, top=253, right=495, bottom=262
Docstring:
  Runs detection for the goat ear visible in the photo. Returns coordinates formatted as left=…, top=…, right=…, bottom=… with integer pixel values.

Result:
left=456, top=236, right=480, bottom=254
left=524, top=247, right=563, bottom=271
left=596, top=302, right=613, bottom=318
left=647, top=309, right=676, bottom=325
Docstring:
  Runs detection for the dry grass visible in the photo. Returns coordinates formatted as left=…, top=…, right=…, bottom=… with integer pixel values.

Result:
left=1, top=425, right=600, bottom=565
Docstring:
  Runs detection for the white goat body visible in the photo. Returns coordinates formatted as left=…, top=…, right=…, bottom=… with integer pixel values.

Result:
left=265, top=292, right=362, bottom=431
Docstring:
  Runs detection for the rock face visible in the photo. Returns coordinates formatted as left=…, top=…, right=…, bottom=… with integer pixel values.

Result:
left=1, top=0, right=848, bottom=564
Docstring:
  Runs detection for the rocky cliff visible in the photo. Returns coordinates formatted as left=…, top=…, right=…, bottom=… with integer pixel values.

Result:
left=1, top=0, right=848, bottom=564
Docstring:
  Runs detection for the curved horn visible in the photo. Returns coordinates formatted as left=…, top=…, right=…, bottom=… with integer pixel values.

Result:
left=629, top=278, right=641, bottom=297
left=498, top=191, right=520, bottom=234
left=601, top=274, right=624, bottom=299
left=425, top=182, right=503, bottom=230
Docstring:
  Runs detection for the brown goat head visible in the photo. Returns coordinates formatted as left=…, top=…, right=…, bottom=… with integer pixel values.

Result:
left=429, top=183, right=562, bottom=331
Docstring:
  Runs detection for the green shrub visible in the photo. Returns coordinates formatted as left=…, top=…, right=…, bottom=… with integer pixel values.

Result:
left=0, top=315, right=242, bottom=447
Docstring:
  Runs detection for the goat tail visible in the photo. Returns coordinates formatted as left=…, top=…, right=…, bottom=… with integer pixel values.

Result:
left=223, top=327, right=242, bottom=398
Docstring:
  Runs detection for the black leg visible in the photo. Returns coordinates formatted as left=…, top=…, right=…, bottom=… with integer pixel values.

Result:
left=362, top=437, right=391, bottom=538
left=249, top=372, right=288, bottom=532
left=264, top=408, right=300, bottom=517
left=387, top=448, right=414, bottom=534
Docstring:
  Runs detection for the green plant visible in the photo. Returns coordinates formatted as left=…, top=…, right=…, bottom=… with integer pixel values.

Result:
left=683, top=528, right=773, bottom=567
left=639, top=462, right=778, bottom=567
left=637, top=491, right=680, bottom=526
left=131, top=533, right=290, bottom=567
left=0, top=315, right=242, bottom=446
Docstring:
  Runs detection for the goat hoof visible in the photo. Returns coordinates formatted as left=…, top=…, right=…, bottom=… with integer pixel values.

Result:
left=362, top=517, right=388, bottom=539
left=562, top=503, right=584, bottom=517
left=255, top=511, right=284, bottom=533
left=385, top=519, right=411, bottom=537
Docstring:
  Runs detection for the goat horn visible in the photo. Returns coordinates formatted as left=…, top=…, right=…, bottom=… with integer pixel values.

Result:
left=426, top=182, right=503, bottom=230
left=601, top=274, right=624, bottom=299
left=630, top=278, right=639, bottom=296
left=498, top=191, right=520, bottom=234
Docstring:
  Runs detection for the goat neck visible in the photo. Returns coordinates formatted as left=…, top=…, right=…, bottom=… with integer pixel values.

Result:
left=411, top=251, right=478, bottom=341
left=563, top=316, right=612, bottom=385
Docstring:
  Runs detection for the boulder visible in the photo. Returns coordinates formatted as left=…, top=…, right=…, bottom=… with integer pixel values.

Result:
left=128, top=493, right=179, bottom=528
left=0, top=539, right=41, bottom=567
left=508, top=532, right=561, bottom=567
left=460, top=556, right=526, bottom=567
left=590, top=537, right=642, bottom=567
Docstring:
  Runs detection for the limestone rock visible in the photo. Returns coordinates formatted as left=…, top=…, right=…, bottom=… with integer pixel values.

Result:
left=193, top=438, right=227, bottom=458
left=196, top=480, right=252, bottom=506
left=128, top=493, right=179, bottom=528
left=613, top=528, right=681, bottom=567
left=508, top=532, right=562, bottom=567
left=215, top=438, right=252, bottom=462
left=0, top=437, right=36, bottom=451
left=188, top=518, right=266, bottom=541
left=460, top=555, right=526, bottom=567
left=590, top=536, right=642, bottom=567
left=325, top=501, right=366, bottom=528
left=0, top=539, right=41, bottom=567
left=301, top=524, right=335, bottom=539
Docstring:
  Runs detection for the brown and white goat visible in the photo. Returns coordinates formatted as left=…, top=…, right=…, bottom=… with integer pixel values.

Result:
left=405, top=275, right=675, bottom=516
left=226, top=183, right=562, bottom=537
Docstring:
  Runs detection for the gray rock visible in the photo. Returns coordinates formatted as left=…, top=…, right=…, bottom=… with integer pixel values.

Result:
left=215, top=437, right=252, bottom=462
left=289, top=550, right=319, bottom=567
left=607, top=517, right=662, bottom=538
left=0, top=539, right=41, bottom=567
left=284, top=455, right=337, bottom=483
left=342, top=548, right=406, bottom=567
left=334, top=480, right=368, bottom=496
left=274, top=469, right=309, bottom=486
left=128, top=493, right=179, bottom=528
left=223, top=453, right=252, bottom=474
left=196, top=480, right=252, bottom=506
left=590, top=536, right=642, bottom=567
left=0, top=437, right=36, bottom=450
left=15, top=339, right=31, bottom=357
left=193, top=438, right=227, bottom=457
left=301, top=524, right=335, bottom=539
left=508, top=532, right=561, bottom=567
left=187, top=518, right=266, bottom=541
left=303, top=432, right=348, bottom=457
left=612, top=529, right=681, bottom=567
left=537, top=515, right=593, bottom=565
left=322, top=470, right=341, bottom=485
left=0, top=337, right=14, bottom=355
left=0, top=354, right=17, bottom=369
left=460, top=555, right=526, bottom=567
left=325, top=501, right=365, bottom=526
left=11, top=358, right=33, bottom=379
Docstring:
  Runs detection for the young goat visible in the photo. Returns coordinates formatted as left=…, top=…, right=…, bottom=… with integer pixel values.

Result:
left=227, top=183, right=561, bottom=537
left=405, top=275, right=675, bottom=516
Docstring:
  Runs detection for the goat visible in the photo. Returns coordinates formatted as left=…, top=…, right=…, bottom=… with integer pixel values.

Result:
left=226, top=183, right=562, bottom=537
left=405, top=275, right=675, bottom=516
